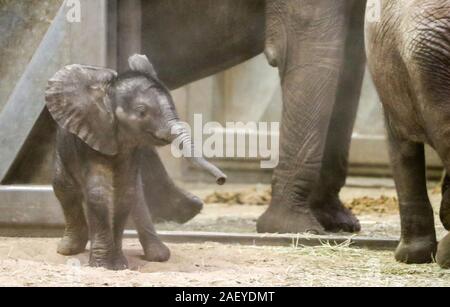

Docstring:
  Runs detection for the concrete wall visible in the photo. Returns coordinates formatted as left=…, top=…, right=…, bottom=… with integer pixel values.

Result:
left=0, top=0, right=62, bottom=112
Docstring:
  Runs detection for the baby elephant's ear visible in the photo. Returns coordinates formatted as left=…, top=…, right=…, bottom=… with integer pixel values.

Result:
left=45, top=64, right=119, bottom=155
left=128, top=54, right=158, bottom=78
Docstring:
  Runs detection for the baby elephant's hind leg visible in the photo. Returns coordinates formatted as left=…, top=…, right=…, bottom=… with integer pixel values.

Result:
left=132, top=192, right=170, bottom=263
left=53, top=162, right=88, bottom=256
left=440, top=174, right=450, bottom=230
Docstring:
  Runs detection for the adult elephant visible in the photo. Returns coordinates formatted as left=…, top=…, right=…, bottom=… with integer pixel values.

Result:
left=124, top=0, right=367, bottom=234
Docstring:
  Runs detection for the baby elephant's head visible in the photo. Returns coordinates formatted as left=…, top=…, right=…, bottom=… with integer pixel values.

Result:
left=112, top=55, right=178, bottom=147
left=46, top=55, right=178, bottom=153
left=46, top=55, right=226, bottom=184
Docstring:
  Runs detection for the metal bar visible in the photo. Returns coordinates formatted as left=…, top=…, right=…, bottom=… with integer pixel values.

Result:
left=69, top=0, right=110, bottom=67
left=0, top=186, right=63, bottom=227
left=0, top=226, right=399, bottom=251
left=0, top=3, right=69, bottom=182
left=138, top=231, right=399, bottom=251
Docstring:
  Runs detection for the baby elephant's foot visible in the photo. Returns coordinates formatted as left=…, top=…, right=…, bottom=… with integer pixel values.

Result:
left=143, top=240, right=171, bottom=262
left=395, top=237, right=437, bottom=264
left=112, top=251, right=129, bottom=271
left=89, top=253, right=116, bottom=270
left=88, top=245, right=118, bottom=270
left=57, top=231, right=88, bottom=256
left=437, top=233, right=450, bottom=269
left=89, top=257, right=112, bottom=269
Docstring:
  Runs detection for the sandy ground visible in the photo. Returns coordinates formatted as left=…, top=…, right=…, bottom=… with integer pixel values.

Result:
left=0, top=183, right=449, bottom=287
left=0, top=238, right=449, bottom=287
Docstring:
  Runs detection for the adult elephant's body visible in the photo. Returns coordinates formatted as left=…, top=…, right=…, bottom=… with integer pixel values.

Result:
left=140, top=0, right=265, bottom=89
left=133, top=0, right=367, bottom=233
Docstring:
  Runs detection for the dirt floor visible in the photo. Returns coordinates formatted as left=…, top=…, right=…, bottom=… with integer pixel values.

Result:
left=0, top=182, right=449, bottom=287
left=0, top=238, right=449, bottom=287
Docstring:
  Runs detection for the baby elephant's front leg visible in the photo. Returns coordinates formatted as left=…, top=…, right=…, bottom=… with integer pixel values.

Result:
left=111, top=187, right=138, bottom=270
left=85, top=178, right=116, bottom=270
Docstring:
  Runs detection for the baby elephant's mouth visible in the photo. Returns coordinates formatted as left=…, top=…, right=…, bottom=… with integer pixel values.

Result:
left=146, top=131, right=172, bottom=146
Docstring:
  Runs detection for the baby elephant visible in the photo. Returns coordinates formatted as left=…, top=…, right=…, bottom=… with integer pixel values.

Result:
left=45, top=54, right=226, bottom=270
left=366, top=0, right=450, bottom=268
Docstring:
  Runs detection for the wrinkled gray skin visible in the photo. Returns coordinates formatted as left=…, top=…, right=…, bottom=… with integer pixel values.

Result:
left=366, top=0, right=450, bottom=268
left=45, top=55, right=226, bottom=270
left=134, top=0, right=367, bottom=234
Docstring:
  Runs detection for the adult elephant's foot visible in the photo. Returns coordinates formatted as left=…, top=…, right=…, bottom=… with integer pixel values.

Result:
left=257, top=203, right=324, bottom=234
left=142, top=239, right=171, bottom=262
left=310, top=196, right=361, bottom=233
left=395, top=236, right=437, bottom=264
left=148, top=187, right=203, bottom=224
left=437, top=233, right=450, bottom=269
left=57, top=229, right=88, bottom=256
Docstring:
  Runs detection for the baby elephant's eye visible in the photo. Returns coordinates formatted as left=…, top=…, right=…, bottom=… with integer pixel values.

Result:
left=135, top=105, right=148, bottom=117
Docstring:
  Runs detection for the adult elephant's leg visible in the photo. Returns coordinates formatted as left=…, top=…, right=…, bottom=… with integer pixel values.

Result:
left=308, top=0, right=366, bottom=233
left=258, top=0, right=355, bottom=233
left=139, top=147, right=203, bottom=224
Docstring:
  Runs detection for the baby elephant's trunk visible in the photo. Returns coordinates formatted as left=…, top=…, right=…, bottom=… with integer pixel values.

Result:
left=171, top=127, right=227, bottom=185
